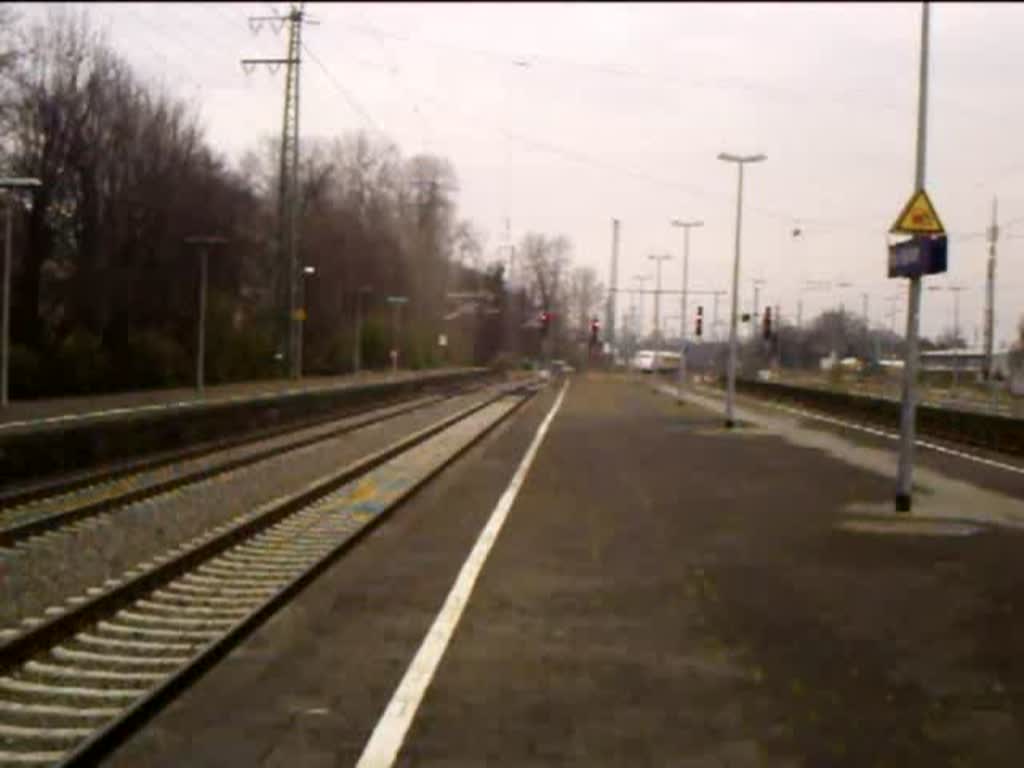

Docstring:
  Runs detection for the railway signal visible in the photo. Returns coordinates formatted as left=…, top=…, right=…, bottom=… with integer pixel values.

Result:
left=589, top=317, right=600, bottom=345
left=695, top=306, right=704, bottom=338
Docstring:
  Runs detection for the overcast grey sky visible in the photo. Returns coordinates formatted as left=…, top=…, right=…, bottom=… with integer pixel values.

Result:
left=27, top=2, right=1024, bottom=346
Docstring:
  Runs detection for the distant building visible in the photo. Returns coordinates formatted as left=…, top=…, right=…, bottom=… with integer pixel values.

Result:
left=918, top=347, right=1009, bottom=378
left=875, top=348, right=1011, bottom=381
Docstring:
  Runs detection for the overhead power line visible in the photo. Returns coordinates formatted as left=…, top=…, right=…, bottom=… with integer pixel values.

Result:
left=335, top=18, right=912, bottom=115
left=301, top=42, right=386, bottom=137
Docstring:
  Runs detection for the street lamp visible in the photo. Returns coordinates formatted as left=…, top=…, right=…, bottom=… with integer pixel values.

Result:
left=648, top=253, right=672, bottom=354
left=717, top=152, right=766, bottom=428
left=1, top=177, right=41, bottom=408
left=629, top=274, right=651, bottom=370
left=671, top=218, right=703, bottom=393
left=297, top=264, right=318, bottom=376
left=353, top=285, right=373, bottom=374
left=184, top=236, right=229, bottom=392
left=386, top=295, right=409, bottom=374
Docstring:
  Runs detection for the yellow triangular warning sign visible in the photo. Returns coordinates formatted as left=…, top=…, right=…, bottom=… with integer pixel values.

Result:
left=890, top=189, right=945, bottom=235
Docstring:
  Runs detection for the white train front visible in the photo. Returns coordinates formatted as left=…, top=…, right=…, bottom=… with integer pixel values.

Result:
left=631, top=350, right=681, bottom=373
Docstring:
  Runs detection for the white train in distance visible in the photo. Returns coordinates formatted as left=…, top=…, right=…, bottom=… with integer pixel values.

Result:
left=631, top=349, right=681, bottom=373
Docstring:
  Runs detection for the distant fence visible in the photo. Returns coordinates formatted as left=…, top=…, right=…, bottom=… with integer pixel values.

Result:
left=731, top=378, right=1024, bottom=458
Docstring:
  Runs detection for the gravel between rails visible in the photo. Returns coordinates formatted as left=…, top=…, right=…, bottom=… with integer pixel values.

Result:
left=0, top=387, right=501, bottom=634
left=0, top=393, right=447, bottom=531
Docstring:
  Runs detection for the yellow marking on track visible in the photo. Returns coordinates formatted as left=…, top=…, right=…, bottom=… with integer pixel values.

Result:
left=346, top=479, right=379, bottom=506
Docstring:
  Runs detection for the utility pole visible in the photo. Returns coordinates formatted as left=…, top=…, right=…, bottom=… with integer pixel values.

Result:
left=774, top=303, right=783, bottom=370
left=648, top=253, right=672, bottom=352
left=633, top=274, right=652, bottom=345
left=499, top=217, right=519, bottom=361
left=983, top=197, right=998, bottom=380
left=833, top=280, right=853, bottom=361
left=1, top=201, right=9, bottom=408
left=895, top=0, right=930, bottom=513
left=242, top=3, right=315, bottom=380
left=184, top=236, right=228, bottom=392
left=861, top=293, right=870, bottom=327
left=712, top=290, right=722, bottom=342
left=503, top=217, right=514, bottom=287
left=671, top=219, right=703, bottom=392
left=752, top=278, right=766, bottom=340
left=607, top=218, right=620, bottom=353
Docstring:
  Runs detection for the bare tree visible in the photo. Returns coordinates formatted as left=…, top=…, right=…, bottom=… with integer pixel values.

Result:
left=520, top=232, right=569, bottom=315
left=567, top=265, right=604, bottom=338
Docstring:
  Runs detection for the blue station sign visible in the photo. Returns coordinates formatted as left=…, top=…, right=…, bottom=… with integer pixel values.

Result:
left=887, top=235, right=947, bottom=279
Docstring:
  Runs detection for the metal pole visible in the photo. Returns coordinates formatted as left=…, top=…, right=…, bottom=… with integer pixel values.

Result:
left=726, top=162, right=745, bottom=428
left=983, top=197, right=997, bottom=380
left=752, top=281, right=762, bottom=342
left=679, top=227, right=690, bottom=393
left=391, top=302, right=399, bottom=374
left=640, top=285, right=646, bottom=344
left=654, top=258, right=663, bottom=350
left=671, top=220, right=702, bottom=391
left=353, top=290, right=363, bottom=374
left=197, top=247, right=208, bottom=392
left=952, top=287, right=962, bottom=392
left=774, top=303, right=782, bottom=370
left=713, top=291, right=721, bottom=343
left=608, top=218, right=619, bottom=350
left=1, top=203, right=11, bottom=408
left=895, top=0, right=930, bottom=512
left=184, top=236, right=226, bottom=392
left=634, top=276, right=650, bottom=344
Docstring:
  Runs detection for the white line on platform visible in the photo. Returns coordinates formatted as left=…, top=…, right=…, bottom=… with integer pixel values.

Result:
left=773, top=402, right=1024, bottom=476
left=354, top=380, right=569, bottom=768
left=660, top=383, right=1024, bottom=477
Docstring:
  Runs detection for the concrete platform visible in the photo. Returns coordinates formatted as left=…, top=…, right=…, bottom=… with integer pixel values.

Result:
left=102, top=373, right=1024, bottom=767
left=0, top=368, right=482, bottom=437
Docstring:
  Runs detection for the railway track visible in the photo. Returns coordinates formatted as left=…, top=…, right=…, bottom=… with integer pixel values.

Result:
left=0, top=377, right=542, bottom=766
left=0, top=377, right=492, bottom=548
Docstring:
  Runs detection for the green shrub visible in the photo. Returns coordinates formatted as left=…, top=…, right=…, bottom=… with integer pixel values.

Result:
left=117, top=330, right=191, bottom=390
left=53, top=328, right=110, bottom=394
left=8, top=343, right=43, bottom=398
left=360, top=319, right=390, bottom=370
left=208, top=325, right=279, bottom=384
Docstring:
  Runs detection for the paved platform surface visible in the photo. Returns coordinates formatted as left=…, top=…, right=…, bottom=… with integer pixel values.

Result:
left=0, top=368, right=479, bottom=435
left=103, top=373, right=1024, bottom=767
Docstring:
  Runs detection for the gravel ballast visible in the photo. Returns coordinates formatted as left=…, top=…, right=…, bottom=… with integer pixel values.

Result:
left=0, top=387, right=500, bottom=633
